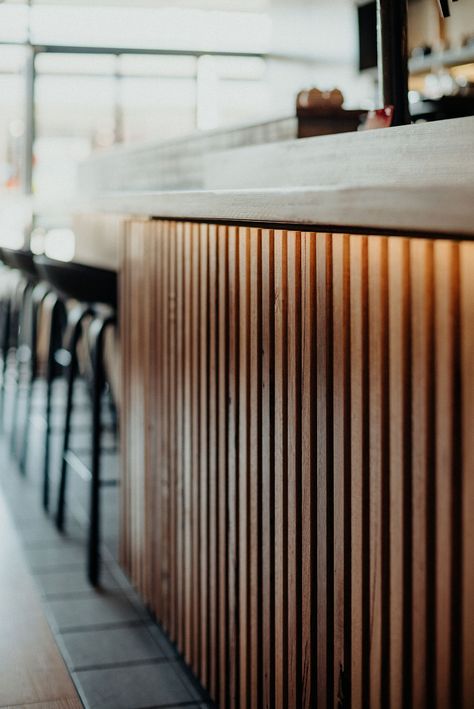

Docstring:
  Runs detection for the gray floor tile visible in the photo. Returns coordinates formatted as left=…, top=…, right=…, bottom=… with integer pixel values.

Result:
left=23, top=538, right=86, bottom=570
left=34, top=566, right=118, bottom=597
left=21, top=524, right=84, bottom=547
left=146, top=623, right=179, bottom=660
left=0, top=383, right=209, bottom=708
left=46, top=590, right=141, bottom=630
left=19, top=522, right=81, bottom=545
left=59, top=624, right=165, bottom=670
left=73, top=662, right=194, bottom=709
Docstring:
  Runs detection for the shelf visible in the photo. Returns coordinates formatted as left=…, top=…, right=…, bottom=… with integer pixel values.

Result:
left=409, top=45, right=474, bottom=75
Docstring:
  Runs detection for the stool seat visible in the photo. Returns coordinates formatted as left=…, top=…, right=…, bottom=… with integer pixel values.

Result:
left=2, top=249, right=38, bottom=282
left=34, top=256, right=117, bottom=308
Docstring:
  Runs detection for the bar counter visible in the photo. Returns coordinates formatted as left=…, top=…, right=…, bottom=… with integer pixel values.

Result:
left=77, top=117, right=474, bottom=708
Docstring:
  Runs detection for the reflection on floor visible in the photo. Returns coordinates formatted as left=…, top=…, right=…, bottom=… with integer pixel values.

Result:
left=0, top=375, right=212, bottom=709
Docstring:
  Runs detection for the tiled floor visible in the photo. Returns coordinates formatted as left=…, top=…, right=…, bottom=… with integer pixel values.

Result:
left=0, top=373, right=212, bottom=709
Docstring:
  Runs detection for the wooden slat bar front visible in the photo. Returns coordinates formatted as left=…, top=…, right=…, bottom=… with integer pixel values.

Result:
left=120, top=221, right=474, bottom=709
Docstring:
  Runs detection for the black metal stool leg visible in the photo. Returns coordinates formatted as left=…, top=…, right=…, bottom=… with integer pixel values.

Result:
left=0, top=298, right=11, bottom=431
left=19, top=283, right=50, bottom=474
left=56, top=304, right=93, bottom=531
left=88, top=314, right=115, bottom=586
left=9, top=279, right=30, bottom=450
left=43, top=294, right=66, bottom=511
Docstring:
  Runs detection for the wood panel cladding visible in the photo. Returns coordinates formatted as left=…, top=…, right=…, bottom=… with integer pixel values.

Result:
left=120, top=220, right=474, bottom=709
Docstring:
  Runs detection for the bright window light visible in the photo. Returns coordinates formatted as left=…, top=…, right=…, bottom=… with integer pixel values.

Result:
left=29, top=6, right=271, bottom=54
left=0, top=5, right=28, bottom=43
left=118, top=54, right=197, bottom=78
left=210, top=56, right=266, bottom=80
left=35, top=53, right=117, bottom=75
left=0, top=45, right=28, bottom=74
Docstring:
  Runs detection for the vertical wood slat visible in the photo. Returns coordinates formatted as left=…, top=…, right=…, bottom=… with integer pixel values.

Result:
left=433, top=240, right=458, bottom=709
left=249, top=228, right=261, bottom=709
left=168, top=220, right=178, bottom=642
left=208, top=224, right=218, bottom=700
left=460, top=242, right=474, bottom=709
left=119, top=220, right=474, bottom=709
left=274, top=230, right=287, bottom=709
left=368, top=236, right=390, bottom=709
left=388, top=237, right=411, bottom=709
left=119, top=218, right=129, bottom=572
left=199, top=223, right=209, bottom=685
left=261, top=228, right=274, bottom=709
left=349, top=234, right=369, bottom=709
left=183, top=223, right=193, bottom=663
left=227, top=226, right=239, bottom=709
left=301, top=231, right=316, bottom=709
left=286, top=231, right=301, bottom=709
left=191, top=222, right=201, bottom=675
left=410, top=239, right=435, bottom=709
left=316, top=233, right=332, bottom=708
left=238, top=227, right=250, bottom=709
left=157, top=220, right=170, bottom=629
left=218, top=225, right=229, bottom=708
left=332, top=233, right=350, bottom=708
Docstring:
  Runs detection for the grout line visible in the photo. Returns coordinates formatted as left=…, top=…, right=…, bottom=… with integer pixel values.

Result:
left=129, top=702, right=211, bottom=709
left=22, top=539, right=86, bottom=549
left=42, top=588, right=122, bottom=601
left=73, top=657, right=175, bottom=673
left=29, top=562, right=86, bottom=573
left=58, top=619, right=149, bottom=634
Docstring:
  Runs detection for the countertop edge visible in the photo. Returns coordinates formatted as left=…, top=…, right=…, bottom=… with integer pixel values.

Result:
left=76, top=183, right=474, bottom=238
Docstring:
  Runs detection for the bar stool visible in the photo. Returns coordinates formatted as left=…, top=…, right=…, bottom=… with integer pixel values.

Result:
left=0, top=249, right=16, bottom=428
left=0, top=248, right=42, bottom=447
left=1, top=249, right=56, bottom=468
left=0, top=249, right=25, bottom=425
left=34, top=255, right=118, bottom=585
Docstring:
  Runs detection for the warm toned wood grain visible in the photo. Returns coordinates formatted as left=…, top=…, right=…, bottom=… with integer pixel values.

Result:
left=349, top=234, right=369, bottom=709
left=368, top=236, right=389, bottom=709
left=410, top=238, right=435, bottom=709
left=286, top=230, right=300, bottom=709
left=199, top=222, right=209, bottom=684
left=316, top=233, right=332, bottom=708
left=300, top=233, right=317, bottom=709
left=388, top=237, right=411, bottom=709
left=261, top=228, right=274, bottom=709
left=3, top=700, right=82, bottom=709
left=460, top=242, right=474, bottom=709
left=0, top=493, right=80, bottom=709
left=300, top=231, right=315, bottom=709
left=208, top=223, right=219, bottom=699
left=227, top=225, right=239, bottom=709
left=183, top=222, right=193, bottom=663
left=158, top=219, right=170, bottom=629
left=332, top=233, right=350, bottom=709
left=238, top=227, right=250, bottom=709
left=175, top=221, right=185, bottom=653
left=273, top=229, right=287, bottom=709
left=218, top=224, right=229, bottom=708
left=168, top=220, right=178, bottom=643
left=433, top=240, right=459, bottom=709
left=118, top=218, right=130, bottom=571
left=249, top=228, right=261, bottom=709
left=120, top=221, right=474, bottom=709
left=191, top=222, right=201, bottom=674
